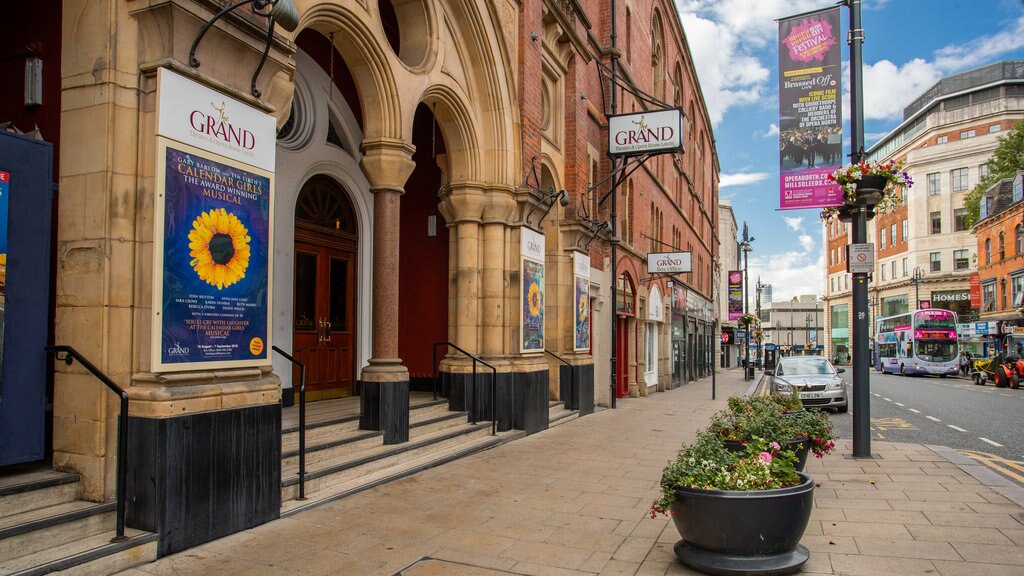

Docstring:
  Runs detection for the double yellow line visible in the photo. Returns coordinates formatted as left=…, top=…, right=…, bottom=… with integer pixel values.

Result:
left=959, top=449, right=1024, bottom=484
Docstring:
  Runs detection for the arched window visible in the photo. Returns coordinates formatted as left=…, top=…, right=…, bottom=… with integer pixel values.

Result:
left=999, top=231, right=1006, bottom=260
left=651, top=10, right=665, bottom=102
left=617, top=272, right=636, bottom=315
left=1017, top=225, right=1024, bottom=255
left=985, top=238, right=992, bottom=264
left=295, top=175, right=358, bottom=235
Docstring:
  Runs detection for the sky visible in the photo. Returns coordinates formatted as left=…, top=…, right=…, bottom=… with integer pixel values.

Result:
left=675, top=0, right=1024, bottom=301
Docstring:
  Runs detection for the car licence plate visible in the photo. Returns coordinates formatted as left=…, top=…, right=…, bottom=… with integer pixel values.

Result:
left=801, top=392, right=822, bottom=399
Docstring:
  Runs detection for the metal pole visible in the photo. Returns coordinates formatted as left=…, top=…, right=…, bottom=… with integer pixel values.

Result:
left=743, top=245, right=750, bottom=380
left=608, top=0, right=619, bottom=409
left=756, top=279, right=762, bottom=368
left=712, top=319, right=717, bottom=399
left=849, top=0, right=871, bottom=458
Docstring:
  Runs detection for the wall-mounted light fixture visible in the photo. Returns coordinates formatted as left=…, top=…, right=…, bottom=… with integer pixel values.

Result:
left=24, top=55, right=42, bottom=107
left=427, top=210, right=437, bottom=237
left=524, top=185, right=568, bottom=227
left=189, top=0, right=299, bottom=98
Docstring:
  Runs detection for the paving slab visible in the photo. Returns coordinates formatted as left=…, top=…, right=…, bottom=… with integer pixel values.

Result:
left=116, top=369, right=1024, bottom=576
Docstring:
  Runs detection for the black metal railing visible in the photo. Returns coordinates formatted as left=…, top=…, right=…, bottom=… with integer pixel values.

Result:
left=432, top=342, right=497, bottom=436
left=46, top=345, right=128, bottom=542
left=544, top=350, right=574, bottom=410
left=272, top=346, right=306, bottom=501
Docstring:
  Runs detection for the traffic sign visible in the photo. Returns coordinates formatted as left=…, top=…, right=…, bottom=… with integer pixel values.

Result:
left=847, top=243, right=875, bottom=274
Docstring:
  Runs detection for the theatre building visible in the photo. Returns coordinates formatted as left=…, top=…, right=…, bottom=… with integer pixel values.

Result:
left=0, top=0, right=717, bottom=568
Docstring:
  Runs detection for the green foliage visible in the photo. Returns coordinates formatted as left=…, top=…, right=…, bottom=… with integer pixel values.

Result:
left=653, top=394, right=838, bottom=515
left=963, top=121, right=1024, bottom=229
left=653, top=434, right=801, bottom=516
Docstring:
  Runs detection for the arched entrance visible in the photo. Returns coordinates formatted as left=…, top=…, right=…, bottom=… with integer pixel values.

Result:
left=292, top=175, right=358, bottom=400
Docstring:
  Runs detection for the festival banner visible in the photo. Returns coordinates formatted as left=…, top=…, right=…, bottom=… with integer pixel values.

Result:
left=573, top=252, right=590, bottom=351
left=969, top=273, right=981, bottom=309
left=728, top=270, right=743, bottom=321
left=778, top=7, right=843, bottom=209
left=521, top=227, right=545, bottom=352
left=154, top=141, right=272, bottom=369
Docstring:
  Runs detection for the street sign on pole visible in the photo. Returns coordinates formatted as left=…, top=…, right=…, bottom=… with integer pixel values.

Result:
left=847, top=243, right=874, bottom=274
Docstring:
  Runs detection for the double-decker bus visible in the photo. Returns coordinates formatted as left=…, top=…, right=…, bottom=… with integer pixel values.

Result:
left=874, top=309, right=960, bottom=376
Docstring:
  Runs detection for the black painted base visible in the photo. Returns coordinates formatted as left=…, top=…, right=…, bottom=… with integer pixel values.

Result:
left=444, top=369, right=549, bottom=434
left=560, top=364, right=594, bottom=416
left=281, top=387, right=295, bottom=408
left=674, top=541, right=809, bottom=576
left=126, top=404, right=281, bottom=557
left=360, top=380, right=410, bottom=444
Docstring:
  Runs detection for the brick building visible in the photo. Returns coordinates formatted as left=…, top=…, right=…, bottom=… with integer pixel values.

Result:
left=974, top=172, right=1024, bottom=325
left=0, top=0, right=718, bottom=568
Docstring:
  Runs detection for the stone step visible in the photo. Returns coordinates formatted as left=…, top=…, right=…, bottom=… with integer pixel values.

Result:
left=281, top=409, right=468, bottom=470
left=0, top=528, right=157, bottom=576
left=0, top=474, right=79, bottom=519
left=281, top=429, right=525, bottom=516
left=0, top=501, right=116, bottom=564
left=281, top=422, right=495, bottom=502
left=549, top=408, right=579, bottom=428
left=281, top=399, right=452, bottom=447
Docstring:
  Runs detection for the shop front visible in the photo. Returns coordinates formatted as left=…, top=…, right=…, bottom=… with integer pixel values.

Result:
left=830, top=303, right=849, bottom=364
left=931, top=289, right=972, bottom=321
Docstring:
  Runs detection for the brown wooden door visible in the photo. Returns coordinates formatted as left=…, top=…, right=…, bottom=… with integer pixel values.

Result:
left=293, top=241, right=355, bottom=398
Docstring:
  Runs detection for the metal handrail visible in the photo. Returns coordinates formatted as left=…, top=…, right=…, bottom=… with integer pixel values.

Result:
left=544, top=350, right=575, bottom=410
left=432, top=342, right=497, bottom=436
left=46, top=345, right=128, bottom=542
left=272, top=346, right=306, bottom=501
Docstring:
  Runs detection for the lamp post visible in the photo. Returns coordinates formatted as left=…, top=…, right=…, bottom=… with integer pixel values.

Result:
left=756, top=277, right=763, bottom=368
left=910, top=267, right=924, bottom=309
left=739, top=223, right=755, bottom=380
left=805, top=313, right=812, bottom=356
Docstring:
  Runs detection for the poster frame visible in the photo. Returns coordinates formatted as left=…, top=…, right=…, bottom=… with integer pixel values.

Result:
left=151, top=137, right=275, bottom=372
left=573, top=251, right=591, bottom=352
left=521, top=227, right=545, bottom=353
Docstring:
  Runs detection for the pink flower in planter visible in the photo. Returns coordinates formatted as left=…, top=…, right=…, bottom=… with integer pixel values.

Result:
left=758, top=451, right=773, bottom=465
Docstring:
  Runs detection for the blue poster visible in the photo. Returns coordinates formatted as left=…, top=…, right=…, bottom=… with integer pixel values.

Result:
left=522, top=259, right=544, bottom=351
left=574, top=276, right=589, bottom=350
left=160, top=146, right=270, bottom=365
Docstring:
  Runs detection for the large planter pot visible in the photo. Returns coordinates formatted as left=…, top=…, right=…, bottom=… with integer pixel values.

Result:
left=670, top=472, right=815, bottom=575
left=723, top=438, right=810, bottom=471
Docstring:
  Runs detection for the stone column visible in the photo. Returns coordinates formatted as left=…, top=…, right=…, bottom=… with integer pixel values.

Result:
left=359, top=139, right=415, bottom=443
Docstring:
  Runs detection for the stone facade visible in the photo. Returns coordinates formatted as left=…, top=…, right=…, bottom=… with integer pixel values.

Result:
left=2, top=0, right=718, bottom=555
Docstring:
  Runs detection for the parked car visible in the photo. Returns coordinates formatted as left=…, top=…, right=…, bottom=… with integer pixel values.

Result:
left=768, top=356, right=848, bottom=413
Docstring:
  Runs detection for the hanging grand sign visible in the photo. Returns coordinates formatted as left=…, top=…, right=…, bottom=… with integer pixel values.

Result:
left=778, top=7, right=843, bottom=209
left=647, top=251, right=692, bottom=274
left=521, top=227, right=545, bottom=353
left=574, top=252, right=590, bottom=351
left=152, top=68, right=275, bottom=371
left=728, top=270, right=743, bottom=321
left=608, top=109, right=685, bottom=157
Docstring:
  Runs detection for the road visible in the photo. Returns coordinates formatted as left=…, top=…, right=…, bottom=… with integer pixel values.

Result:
left=830, top=368, right=1024, bottom=485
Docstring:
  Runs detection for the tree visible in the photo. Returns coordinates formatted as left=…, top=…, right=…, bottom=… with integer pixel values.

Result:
left=964, top=121, right=1024, bottom=229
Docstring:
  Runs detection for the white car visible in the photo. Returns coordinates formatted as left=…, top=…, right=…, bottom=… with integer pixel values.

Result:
left=769, top=356, right=848, bottom=412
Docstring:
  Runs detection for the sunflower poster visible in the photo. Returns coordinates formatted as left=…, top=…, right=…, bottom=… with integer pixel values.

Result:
left=521, top=227, right=545, bottom=352
left=573, top=252, right=590, bottom=351
left=154, top=141, right=272, bottom=369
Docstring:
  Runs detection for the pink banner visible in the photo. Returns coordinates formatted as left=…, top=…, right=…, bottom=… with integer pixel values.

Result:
left=778, top=7, right=843, bottom=209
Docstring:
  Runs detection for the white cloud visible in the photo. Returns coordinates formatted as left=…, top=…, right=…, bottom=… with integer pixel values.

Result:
left=719, top=172, right=771, bottom=188
left=798, top=233, right=814, bottom=252
left=934, top=16, right=1024, bottom=71
left=748, top=250, right=824, bottom=301
left=783, top=217, right=803, bottom=231
left=764, top=123, right=780, bottom=137
left=859, top=59, right=944, bottom=121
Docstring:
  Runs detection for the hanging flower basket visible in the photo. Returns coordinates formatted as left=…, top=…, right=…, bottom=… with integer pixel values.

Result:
left=820, top=160, right=913, bottom=222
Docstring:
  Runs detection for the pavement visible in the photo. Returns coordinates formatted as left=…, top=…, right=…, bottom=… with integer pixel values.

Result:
left=115, top=369, right=1024, bottom=576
